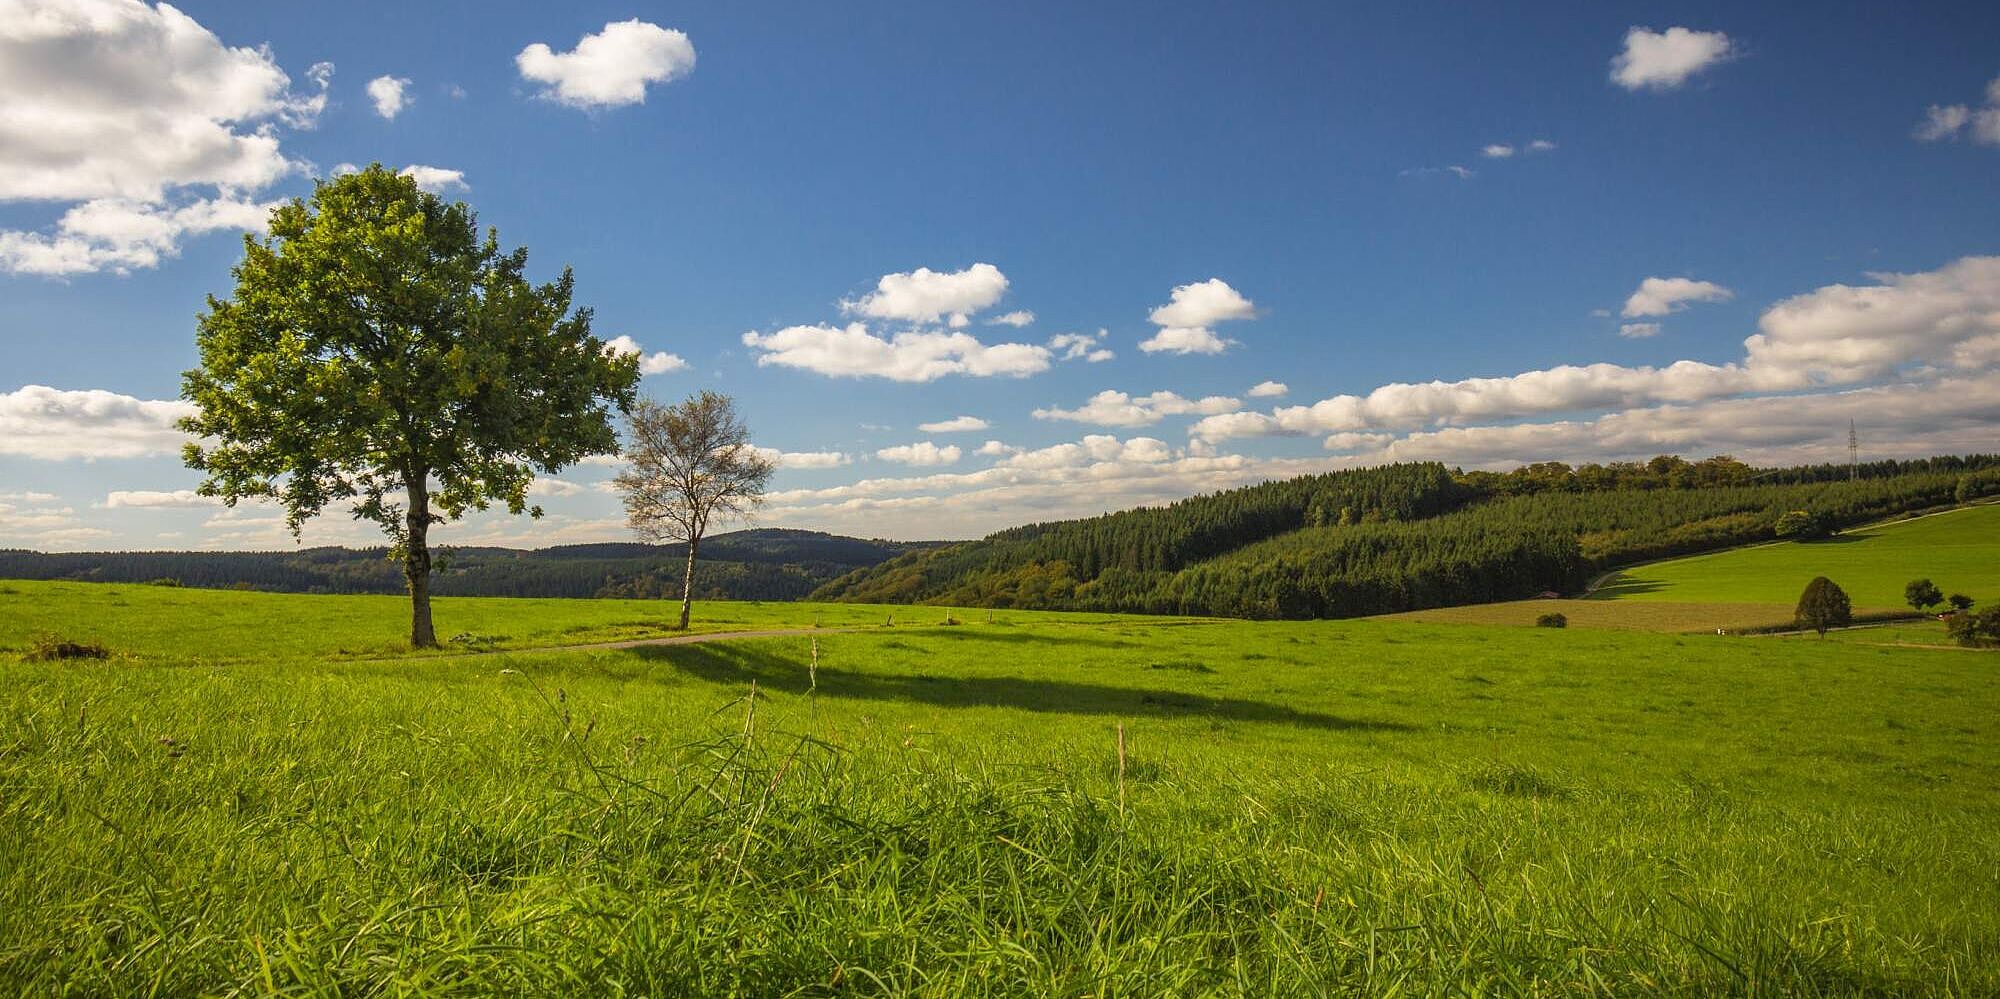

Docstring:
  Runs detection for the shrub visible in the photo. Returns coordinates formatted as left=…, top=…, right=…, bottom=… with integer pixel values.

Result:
left=1535, top=612, right=1568, bottom=628
left=1948, top=593, right=1975, bottom=613
left=146, top=577, right=183, bottom=587
left=1795, top=577, right=1852, bottom=636
left=24, top=636, right=110, bottom=662
left=1946, top=606, right=2000, bottom=648
left=1905, top=578, right=1943, bottom=612
left=1774, top=509, right=1832, bottom=540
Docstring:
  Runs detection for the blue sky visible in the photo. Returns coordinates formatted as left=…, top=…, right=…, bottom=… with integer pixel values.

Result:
left=3, top=0, right=1998, bottom=548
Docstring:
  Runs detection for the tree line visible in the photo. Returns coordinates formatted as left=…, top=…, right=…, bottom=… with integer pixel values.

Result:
left=814, top=458, right=2000, bottom=618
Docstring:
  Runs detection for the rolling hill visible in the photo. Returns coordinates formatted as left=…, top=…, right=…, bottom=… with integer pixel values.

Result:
left=0, top=529, right=940, bottom=601
left=814, top=455, right=2000, bottom=619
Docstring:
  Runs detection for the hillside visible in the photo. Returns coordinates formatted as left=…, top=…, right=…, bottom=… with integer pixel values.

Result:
left=813, top=455, right=2000, bottom=619
left=0, top=529, right=938, bottom=602
left=1591, top=502, right=2000, bottom=608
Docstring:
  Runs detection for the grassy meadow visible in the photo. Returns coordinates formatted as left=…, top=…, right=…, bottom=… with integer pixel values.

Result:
left=2, top=579, right=1998, bottom=994
left=1392, top=503, right=1999, bottom=635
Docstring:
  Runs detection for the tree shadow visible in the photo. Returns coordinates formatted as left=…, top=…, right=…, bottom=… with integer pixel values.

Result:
left=1587, top=579, right=1671, bottom=598
left=900, top=628, right=1142, bottom=650
left=625, top=642, right=1412, bottom=733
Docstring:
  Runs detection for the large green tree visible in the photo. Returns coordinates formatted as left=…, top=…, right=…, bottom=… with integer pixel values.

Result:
left=1794, top=576, right=1853, bottom=638
left=181, top=165, right=641, bottom=647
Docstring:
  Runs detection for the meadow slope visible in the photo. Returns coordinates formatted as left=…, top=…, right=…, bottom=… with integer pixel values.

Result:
left=2, top=580, right=1997, bottom=994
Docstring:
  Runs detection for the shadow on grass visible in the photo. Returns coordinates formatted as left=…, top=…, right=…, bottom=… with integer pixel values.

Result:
left=1587, top=578, right=1671, bottom=598
left=904, top=628, right=1141, bottom=650
left=626, top=643, right=1411, bottom=733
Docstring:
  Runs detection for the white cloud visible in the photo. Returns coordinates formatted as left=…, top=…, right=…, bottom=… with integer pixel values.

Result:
left=875, top=442, right=962, bottom=466
left=1193, top=255, right=2000, bottom=444
left=1034, top=389, right=1242, bottom=428
left=975, top=440, right=1018, bottom=457
left=774, top=450, right=851, bottom=470
left=1618, top=322, right=1662, bottom=339
left=398, top=165, right=467, bottom=193
left=842, top=263, right=1009, bottom=327
left=102, top=489, right=218, bottom=508
left=1401, top=165, right=1475, bottom=180
left=1141, top=279, right=1255, bottom=355
left=1, top=195, right=277, bottom=276
left=1248, top=380, right=1288, bottom=398
left=917, top=416, right=990, bottom=433
left=0, top=385, right=195, bottom=460
left=527, top=478, right=592, bottom=498
left=1913, top=78, right=2000, bottom=145
left=1527, top=139, right=1558, bottom=153
left=0, top=0, right=330, bottom=275
left=1049, top=329, right=1114, bottom=363
left=741, top=323, right=1051, bottom=381
left=516, top=19, right=695, bottom=110
left=602, top=335, right=689, bottom=375
left=1622, top=276, right=1734, bottom=317
left=367, top=75, right=411, bottom=119
left=1481, top=144, right=1515, bottom=159
left=1610, top=27, right=1735, bottom=91
left=988, top=310, right=1035, bottom=328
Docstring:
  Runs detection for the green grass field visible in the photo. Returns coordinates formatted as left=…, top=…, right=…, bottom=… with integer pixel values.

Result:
left=1394, top=503, right=1999, bottom=634
left=1592, top=503, right=2000, bottom=608
left=3, top=581, right=1998, bottom=994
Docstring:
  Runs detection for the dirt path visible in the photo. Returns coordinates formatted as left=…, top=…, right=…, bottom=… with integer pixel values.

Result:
left=353, top=627, right=850, bottom=664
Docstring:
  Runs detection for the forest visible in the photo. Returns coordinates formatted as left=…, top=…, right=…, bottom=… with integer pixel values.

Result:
left=0, top=529, right=931, bottom=601
left=812, top=455, right=2000, bottom=618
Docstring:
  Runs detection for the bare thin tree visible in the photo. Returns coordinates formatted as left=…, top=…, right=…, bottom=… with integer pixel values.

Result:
left=613, top=392, right=777, bottom=629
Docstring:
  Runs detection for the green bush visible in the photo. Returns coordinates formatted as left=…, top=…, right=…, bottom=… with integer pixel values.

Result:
left=1947, top=605, right=2000, bottom=648
left=1535, top=612, right=1568, bottom=628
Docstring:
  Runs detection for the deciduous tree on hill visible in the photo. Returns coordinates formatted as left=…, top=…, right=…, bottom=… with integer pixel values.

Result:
left=181, top=165, right=640, bottom=647
left=1795, top=576, right=1852, bottom=637
left=1905, top=578, right=1944, bottom=613
left=613, top=392, right=777, bottom=630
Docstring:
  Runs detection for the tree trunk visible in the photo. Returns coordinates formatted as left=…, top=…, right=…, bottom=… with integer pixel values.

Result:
left=406, top=475, right=436, bottom=648
left=677, top=534, right=699, bottom=630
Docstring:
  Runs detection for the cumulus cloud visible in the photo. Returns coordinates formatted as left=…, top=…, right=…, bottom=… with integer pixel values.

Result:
left=1481, top=144, right=1515, bottom=159
left=0, top=195, right=278, bottom=276
left=602, top=335, right=689, bottom=375
left=0, top=1, right=317, bottom=201
left=1049, top=329, right=1114, bottom=363
left=1248, top=380, right=1288, bottom=398
left=987, top=310, right=1035, bottom=328
left=0, top=0, right=331, bottom=275
left=1619, top=322, right=1662, bottom=339
left=367, top=75, right=411, bottom=119
left=772, top=450, right=851, bottom=470
left=842, top=263, right=1009, bottom=327
left=398, top=165, right=467, bottom=193
left=516, top=19, right=695, bottom=110
left=917, top=416, right=990, bottom=433
left=1913, top=78, right=2000, bottom=145
left=741, top=323, right=1051, bottom=381
left=1194, top=255, right=2000, bottom=444
left=1034, top=389, right=1242, bottom=428
left=1622, top=276, right=1734, bottom=317
left=103, top=489, right=218, bottom=508
left=1610, top=27, right=1735, bottom=91
left=0, top=385, right=195, bottom=460
left=1140, top=278, right=1256, bottom=355
left=876, top=442, right=962, bottom=466
left=976, top=440, right=1019, bottom=458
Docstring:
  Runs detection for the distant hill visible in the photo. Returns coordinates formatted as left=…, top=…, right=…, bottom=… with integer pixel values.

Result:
left=813, top=455, right=2000, bottom=619
left=0, top=529, right=942, bottom=601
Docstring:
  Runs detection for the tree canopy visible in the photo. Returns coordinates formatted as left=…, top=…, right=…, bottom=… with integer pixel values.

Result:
left=1795, top=577, right=1852, bottom=637
left=180, top=164, right=640, bottom=646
